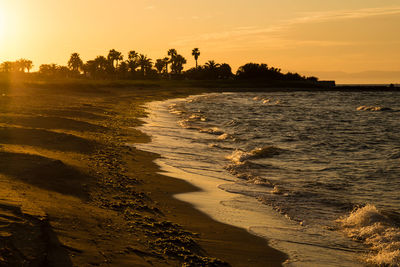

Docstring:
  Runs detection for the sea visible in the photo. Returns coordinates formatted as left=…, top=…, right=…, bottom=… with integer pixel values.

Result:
left=135, top=90, right=400, bottom=266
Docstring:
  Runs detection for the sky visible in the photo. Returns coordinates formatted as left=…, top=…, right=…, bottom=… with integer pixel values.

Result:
left=0, top=0, right=399, bottom=83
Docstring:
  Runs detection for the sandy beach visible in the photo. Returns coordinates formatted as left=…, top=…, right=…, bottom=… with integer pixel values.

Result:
left=0, top=80, right=286, bottom=266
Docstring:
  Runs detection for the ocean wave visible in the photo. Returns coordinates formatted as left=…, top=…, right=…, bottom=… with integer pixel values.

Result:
left=337, top=204, right=400, bottom=266
left=208, top=143, right=232, bottom=150
left=217, top=133, right=232, bottom=140
left=356, top=106, right=392, bottom=112
left=226, top=146, right=282, bottom=164
left=178, top=119, right=197, bottom=129
left=271, top=185, right=286, bottom=195
left=252, top=96, right=282, bottom=105
left=224, top=160, right=270, bottom=177
left=188, top=114, right=207, bottom=122
left=225, top=119, right=238, bottom=126
left=247, top=176, right=272, bottom=186
left=388, top=151, right=400, bottom=159
left=199, top=127, right=225, bottom=135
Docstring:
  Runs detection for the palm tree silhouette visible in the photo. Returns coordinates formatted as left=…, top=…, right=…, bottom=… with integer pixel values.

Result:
left=128, top=50, right=140, bottom=74
left=167, top=49, right=177, bottom=59
left=24, top=59, right=33, bottom=73
left=171, top=54, right=187, bottom=74
left=155, top=59, right=165, bottom=74
left=94, top=56, right=109, bottom=78
left=165, top=49, right=177, bottom=76
left=68, top=53, right=83, bottom=73
left=163, top=57, right=170, bottom=75
left=204, top=60, right=220, bottom=70
left=192, top=48, right=200, bottom=69
left=107, top=49, right=123, bottom=70
left=138, top=54, right=152, bottom=77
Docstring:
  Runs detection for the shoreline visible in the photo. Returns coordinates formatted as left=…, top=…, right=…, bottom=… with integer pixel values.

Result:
left=134, top=95, right=367, bottom=267
left=124, top=92, right=288, bottom=266
left=0, top=83, right=287, bottom=266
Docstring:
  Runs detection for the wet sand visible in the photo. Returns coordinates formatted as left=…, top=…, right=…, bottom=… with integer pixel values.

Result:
left=0, top=80, right=286, bottom=266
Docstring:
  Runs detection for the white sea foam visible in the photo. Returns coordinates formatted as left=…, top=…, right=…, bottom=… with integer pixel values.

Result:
left=247, top=177, right=271, bottom=186
left=226, top=150, right=252, bottom=164
left=337, top=204, right=400, bottom=266
left=226, top=146, right=281, bottom=164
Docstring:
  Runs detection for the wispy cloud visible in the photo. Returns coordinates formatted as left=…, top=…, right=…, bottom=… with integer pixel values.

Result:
left=145, top=5, right=155, bottom=10
left=170, top=6, right=400, bottom=48
left=285, top=6, right=400, bottom=25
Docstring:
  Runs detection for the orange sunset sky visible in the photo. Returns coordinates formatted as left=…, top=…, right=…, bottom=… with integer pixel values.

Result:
left=1, top=0, right=399, bottom=83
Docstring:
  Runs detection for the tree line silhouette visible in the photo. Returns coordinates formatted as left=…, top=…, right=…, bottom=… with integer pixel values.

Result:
left=0, top=48, right=319, bottom=82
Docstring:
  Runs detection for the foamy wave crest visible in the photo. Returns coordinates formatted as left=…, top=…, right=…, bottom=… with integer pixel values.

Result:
left=188, top=114, right=207, bottom=122
left=247, top=176, right=272, bottom=186
left=337, top=204, right=400, bottom=266
left=356, top=106, right=392, bottom=112
left=217, top=133, right=232, bottom=140
left=226, top=146, right=281, bottom=164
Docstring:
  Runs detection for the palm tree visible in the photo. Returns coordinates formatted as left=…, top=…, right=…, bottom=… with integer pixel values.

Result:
left=107, top=49, right=123, bottom=70
left=68, top=53, right=83, bottom=73
left=93, top=56, right=109, bottom=78
left=117, top=61, right=129, bottom=77
left=204, top=60, right=221, bottom=79
left=24, top=59, right=33, bottom=73
left=166, top=49, right=178, bottom=75
left=167, top=49, right=177, bottom=59
left=155, top=59, right=165, bottom=74
left=204, top=60, right=220, bottom=70
left=83, top=60, right=96, bottom=78
left=128, top=50, right=138, bottom=60
left=138, top=54, right=152, bottom=77
left=163, top=57, right=170, bottom=75
left=127, top=50, right=139, bottom=74
left=14, top=60, right=25, bottom=72
left=171, top=54, right=186, bottom=74
left=192, top=48, right=200, bottom=68
left=218, top=63, right=233, bottom=79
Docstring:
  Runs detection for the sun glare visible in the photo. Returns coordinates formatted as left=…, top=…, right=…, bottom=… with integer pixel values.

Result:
left=0, top=14, right=3, bottom=39
left=0, top=8, right=5, bottom=42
